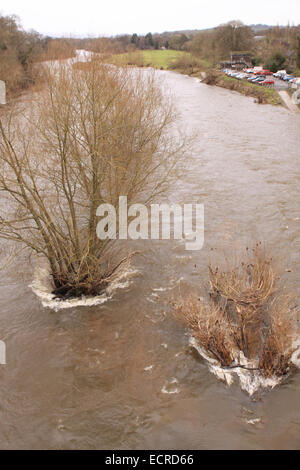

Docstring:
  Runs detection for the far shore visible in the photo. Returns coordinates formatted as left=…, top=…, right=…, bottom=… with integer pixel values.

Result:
left=106, top=49, right=286, bottom=107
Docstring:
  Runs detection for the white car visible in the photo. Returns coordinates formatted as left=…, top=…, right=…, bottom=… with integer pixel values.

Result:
left=237, top=73, right=248, bottom=80
left=277, top=70, right=288, bottom=79
left=290, top=78, right=300, bottom=86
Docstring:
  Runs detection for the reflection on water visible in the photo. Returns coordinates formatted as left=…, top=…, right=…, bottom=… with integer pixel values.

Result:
left=0, top=70, right=300, bottom=449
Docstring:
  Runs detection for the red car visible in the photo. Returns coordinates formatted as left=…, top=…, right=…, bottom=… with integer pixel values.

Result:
left=260, top=79, right=275, bottom=86
left=256, top=69, right=273, bottom=76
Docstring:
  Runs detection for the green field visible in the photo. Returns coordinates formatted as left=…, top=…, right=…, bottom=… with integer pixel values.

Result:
left=108, top=50, right=185, bottom=68
left=137, top=50, right=187, bottom=68
left=107, top=49, right=211, bottom=71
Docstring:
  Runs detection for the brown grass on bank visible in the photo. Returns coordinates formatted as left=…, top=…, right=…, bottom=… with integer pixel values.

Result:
left=203, top=69, right=283, bottom=106
left=202, top=69, right=221, bottom=85
left=174, top=244, right=297, bottom=378
left=168, top=55, right=209, bottom=75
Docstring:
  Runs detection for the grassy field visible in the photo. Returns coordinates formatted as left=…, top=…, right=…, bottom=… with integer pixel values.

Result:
left=107, top=50, right=211, bottom=72
left=137, top=50, right=186, bottom=68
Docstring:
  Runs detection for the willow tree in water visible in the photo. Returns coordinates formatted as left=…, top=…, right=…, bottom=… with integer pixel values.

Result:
left=0, top=59, right=184, bottom=298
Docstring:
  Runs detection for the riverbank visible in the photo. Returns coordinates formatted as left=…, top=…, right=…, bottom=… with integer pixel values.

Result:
left=107, top=51, right=284, bottom=107
left=286, top=88, right=300, bottom=112
left=203, top=69, right=283, bottom=106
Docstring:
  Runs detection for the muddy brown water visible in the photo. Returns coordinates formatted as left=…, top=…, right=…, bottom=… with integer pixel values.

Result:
left=1, top=70, right=300, bottom=450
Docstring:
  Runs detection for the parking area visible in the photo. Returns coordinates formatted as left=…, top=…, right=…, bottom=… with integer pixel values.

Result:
left=222, top=68, right=299, bottom=91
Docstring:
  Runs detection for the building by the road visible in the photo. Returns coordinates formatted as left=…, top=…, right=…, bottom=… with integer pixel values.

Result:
left=230, top=52, right=252, bottom=68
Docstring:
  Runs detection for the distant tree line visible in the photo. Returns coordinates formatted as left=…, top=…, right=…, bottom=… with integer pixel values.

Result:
left=2, top=13, right=299, bottom=96
left=75, top=31, right=189, bottom=55
left=126, top=21, right=300, bottom=73
left=68, top=21, right=300, bottom=74
left=185, top=21, right=300, bottom=73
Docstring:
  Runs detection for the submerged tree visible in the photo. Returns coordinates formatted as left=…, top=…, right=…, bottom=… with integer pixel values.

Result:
left=0, top=58, right=183, bottom=298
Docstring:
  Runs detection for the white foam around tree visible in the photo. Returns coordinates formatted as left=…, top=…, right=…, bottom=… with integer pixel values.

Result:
left=189, top=336, right=292, bottom=396
left=30, top=259, right=139, bottom=311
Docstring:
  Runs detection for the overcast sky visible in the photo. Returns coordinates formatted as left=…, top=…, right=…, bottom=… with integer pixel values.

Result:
left=1, top=0, right=299, bottom=37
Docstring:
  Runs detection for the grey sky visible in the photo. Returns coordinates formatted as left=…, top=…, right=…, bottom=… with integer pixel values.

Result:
left=1, top=0, right=299, bottom=37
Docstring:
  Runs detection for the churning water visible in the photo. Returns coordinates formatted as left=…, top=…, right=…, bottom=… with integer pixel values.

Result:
left=0, top=69, right=300, bottom=449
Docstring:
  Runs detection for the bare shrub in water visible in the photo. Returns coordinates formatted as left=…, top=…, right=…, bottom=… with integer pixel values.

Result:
left=0, top=58, right=183, bottom=299
left=174, top=295, right=235, bottom=366
left=208, top=245, right=276, bottom=307
left=259, top=297, right=295, bottom=377
left=174, top=244, right=297, bottom=378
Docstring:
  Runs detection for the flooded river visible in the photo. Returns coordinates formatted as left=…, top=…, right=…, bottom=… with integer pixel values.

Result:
left=1, top=70, right=300, bottom=449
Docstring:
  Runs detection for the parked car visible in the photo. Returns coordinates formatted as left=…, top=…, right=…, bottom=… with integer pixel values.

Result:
left=282, top=75, right=295, bottom=82
left=290, top=78, right=300, bottom=86
left=256, top=69, right=272, bottom=76
left=253, top=66, right=264, bottom=74
left=248, top=75, right=266, bottom=83
left=260, top=79, right=275, bottom=86
left=236, top=73, right=248, bottom=80
left=277, top=70, right=287, bottom=79
left=254, top=76, right=267, bottom=83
